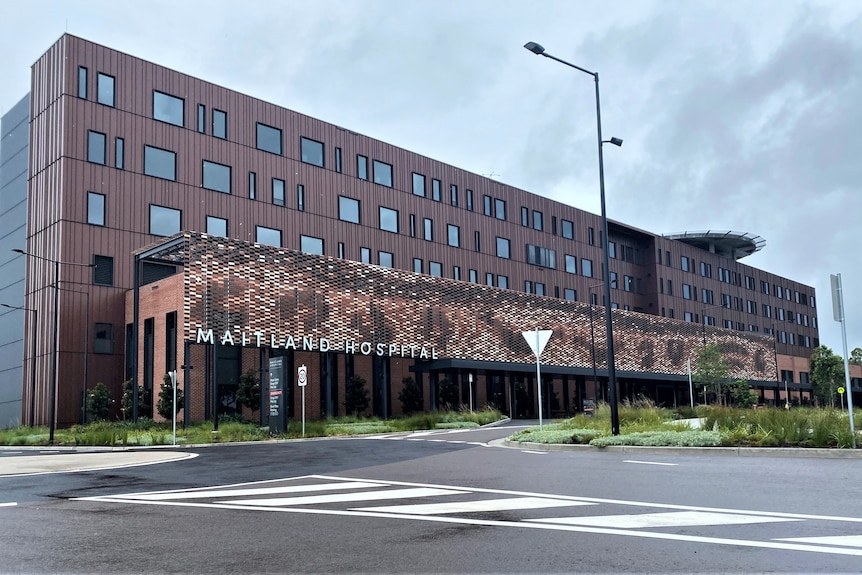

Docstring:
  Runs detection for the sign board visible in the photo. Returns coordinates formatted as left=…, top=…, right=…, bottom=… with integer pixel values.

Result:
left=838, top=387, right=845, bottom=395
left=831, top=274, right=843, bottom=322
left=298, top=364, right=308, bottom=387
left=522, top=329, right=553, bottom=357
left=269, top=356, right=287, bottom=435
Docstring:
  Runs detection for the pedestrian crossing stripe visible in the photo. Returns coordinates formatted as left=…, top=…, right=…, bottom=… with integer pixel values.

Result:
left=355, top=497, right=594, bottom=515
left=776, top=535, right=862, bottom=548
left=221, top=487, right=467, bottom=507
left=530, top=511, right=800, bottom=529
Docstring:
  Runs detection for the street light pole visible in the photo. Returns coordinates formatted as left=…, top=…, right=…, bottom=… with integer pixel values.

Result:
left=1, top=303, right=37, bottom=425
left=524, top=41, right=622, bottom=434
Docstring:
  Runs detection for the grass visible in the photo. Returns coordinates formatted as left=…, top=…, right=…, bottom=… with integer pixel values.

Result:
left=0, top=407, right=504, bottom=447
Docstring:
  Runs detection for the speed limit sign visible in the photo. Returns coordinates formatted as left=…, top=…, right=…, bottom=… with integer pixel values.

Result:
left=297, top=364, right=308, bottom=387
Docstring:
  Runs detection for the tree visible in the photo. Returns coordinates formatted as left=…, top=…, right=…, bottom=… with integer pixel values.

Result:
left=437, top=377, right=459, bottom=410
left=727, top=379, right=758, bottom=408
left=156, top=373, right=184, bottom=420
left=120, top=380, right=151, bottom=420
left=236, top=370, right=261, bottom=414
left=693, top=344, right=730, bottom=405
left=398, top=377, right=423, bottom=415
left=87, top=382, right=114, bottom=421
left=810, top=345, right=843, bottom=407
left=850, top=347, right=862, bottom=366
left=343, top=375, right=370, bottom=416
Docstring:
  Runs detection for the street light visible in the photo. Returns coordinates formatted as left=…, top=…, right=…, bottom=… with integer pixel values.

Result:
left=525, top=41, right=622, bottom=434
left=771, top=318, right=795, bottom=408
left=1, top=303, right=37, bottom=425
left=12, top=248, right=93, bottom=442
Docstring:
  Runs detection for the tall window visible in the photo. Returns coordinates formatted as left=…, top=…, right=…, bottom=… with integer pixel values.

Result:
left=379, top=206, right=398, bottom=233
left=144, top=145, right=176, bottom=180
left=495, top=198, right=506, bottom=220
left=373, top=160, right=393, bottom=187
left=521, top=207, right=529, bottom=227
left=335, top=147, right=343, bottom=173
left=202, top=160, right=231, bottom=194
left=300, top=137, right=324, bottom=167
left=212, top=109, right=227, bottom=139
left=149, top=205, right=181, bottom=236
left=413, top=258, right=423, bottom=274
left=429, top=261, right=442, bottom=277
left=115, top=137, right=124, bottom=170
left=466, top=189, right=474, bottom=211
left=248, top=172, right=257, bottom=200
left=447, top=224, right=460, bottom=247
left=93, top=255, right=114, bottom=287
left=378, top=251, right=393, bottom=268
left=565, top=254, right=576, bottom=274
left=562, top=219, right=574, bottom=239
left=423, top=218, right=433, bottom=241
left=681, top=256, right=691, bottom=272
left=300, top=235, right=324, bottom=255
left=453, top=266, right=461, bottom=280
left=272, top=178, right=285, bottom=206
left=582, top=258, right=593, bottom=278
left=495, top=237, right=510, bottom=259
left=77, top=66, right=88, bottom=99
left=450, top=184, right=458, bottom=206
left=94, top=323, right=114, bottom=354
left=483, top=195, right=492, bottom=216
left=432, top=179, right=441, bottom=201
left=87, top=131, right=106, bottom=165
left=360, top=247, right=371, bottom=263
left=255, top=226, right=281, bottom=247
left=296, top=184, right=305, bottom=211
left=97, top=73, right=115, bottom=107
left=412, top=173, right=426, bottom=197
left=153, top=91, right=184, bottom=126
left=206, top=216, right=228, bottom=237
left=197, top=104, right=206, bottom=133
left=533, top=210, right=543, bottom=231
left=87, top=192, right=105, bottom=226
left=256, top=123, right=282, bottom=155
left=357, top=155, right=368, bottom=180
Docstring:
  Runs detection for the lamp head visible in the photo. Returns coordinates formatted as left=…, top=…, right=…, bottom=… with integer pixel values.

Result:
left=524, top=42, right=545, bottom=55
left=12, top=248, right=25, bottom=255
left=609, top=137, right=623, bottom=147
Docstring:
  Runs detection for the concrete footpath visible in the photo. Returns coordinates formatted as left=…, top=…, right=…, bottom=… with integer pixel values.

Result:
left=0, top=449, right=195, bottom=477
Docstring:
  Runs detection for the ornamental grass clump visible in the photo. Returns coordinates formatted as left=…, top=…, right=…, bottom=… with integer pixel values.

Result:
left=590, top=430, right=722, bottom=448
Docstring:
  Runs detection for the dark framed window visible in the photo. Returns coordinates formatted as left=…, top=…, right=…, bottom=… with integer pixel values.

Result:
left=115, top=137, right=124, bottom=170
left=357, top=155, right=368, bottom=180
left=94, top=323, right=114, bottom=354
left=413, top=258, right=423, bottom=274
left=93, top=255, right=114, bottom=286
left=409, top=214, right=416, bottom=237
left=565, top=254, right=576, bottom=274
left=373, top=160, right=393, bottom=187
left=474, top=231, right=480, bottom=252
left=87, top=192, right=105, bottom=226
left=582, top=258, right=593, bottom=278
left=338, top=196, right=359, bottom=223
left=248, top=172, right=257, bottom=200
left=526, top=244, right=556, bottom=269
left=432, top=179, right=441, bottom=201
left=202, top=160, right=232, bottom=194
left=379, top=206, right=399, bottom=233
left=447, top=224, right=460, bottom=247
left=423, top=218, right=433, bottom=241
left=149, top=205, right=181, bottom=236
left=335, top=147, right=343, bottom=173
left=272, top=178, right=285, bottom=206
left=338, top=243, right=345, bottom=258
left=412, top=172, right=426, bottom=197
left=87, top=131, right=106, bottom=165
left=495, top=198, right=506, bottom=220
left=144, top=145, right=176, bottom=181
left=483, top=195, right=492, bottom=216
left=255, top=225, right=281, bottom=247
left=256, top=123, right=283, bottom=155
left=469, top=269, right=478, bottom=283
left=360, top=247, right=371, bottom=263
left=486, top=273, right=494, bottom=286
left=498, top=275, right=509, bottom=289
left=496, top=237, right=510, bottom=259
left=521, top=207, right=529, bottom=227
left=301, top=137, right=325, bottom=167
left=681, top=256, right=691, bottom=272
left=206, top=216, right=228, bottom=237
left=378, top=251, right=393, bottom=268
left=300, top=235, right=324, bottom=255
left=562, top=219, right=574, bottom=239
left=429, top=261, right=442, bottom=277
left=453, top=266, right=461, bottom=281
left=466, top=189, right=474, bottom=211
left=97, top=73, right=115, bottom=107
left=197, top=104, right=206, bottom=133
left=564, top=288, right=576, bottom=301
left=297, top=184, right=305, bottom=211
left=533, top=210, right=543, bottom=231
left=212, top=109, right=227, bottom=139
left=78, top=66, right=88, bottom=99
left=608, top=241, right=617, bottom=259
left=450, top=184, right=458, bottom=206
left=153, top=91, right=184, bottom=126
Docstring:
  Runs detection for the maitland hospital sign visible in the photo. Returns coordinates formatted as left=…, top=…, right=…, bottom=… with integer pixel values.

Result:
left=195, top=328, right=439, bottom=360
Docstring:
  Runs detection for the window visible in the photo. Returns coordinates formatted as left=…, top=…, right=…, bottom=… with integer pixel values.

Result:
left=379, top=206, right=399, bottom=233
left=526, top=244, right=556, bottom=269
left=360, top=247, right=371, bottom=263
left=373, top=160, right=393, bottom=186
left=565, top=255, right=577, bottom=274
left=761, top=280, right=770, bottom=294
left=338, top=243, right=345, bottom=258
left=684, top=312, right=695, bottom=323
left=115, top=138, right=124, bottom=170
left=206, top=216, right=228, bottom=237
left=624, top=275, right=634, bottom=292
left=256, top=123, right=282, bottom=155
left=466, top=189, right=474, bottom=211
left=702, top=289, right=715, bottom=305
left=608, top=241, right=617, bottom=259
left=667, top=279, right=673, bottom=296
left=473, top=231, right=480, bottom=252
left=149, top=205, right=181, bottom=236
left=432, top=179, right=441, bottom=202
left=256, top=226, right=281, bottom=247
left=680, top=256, right=691, bottom=272
left=535, top=283, right=546, bottom=296
left=409, top=214, right=416, bottom=237
left=300, top=235, right=324, bottom=255
left=202, top=160, right=231, bottom=194
left=87, top=192, right=105, bottom=226
left=562, top=220, right=574, bottom=239
left=249, top=172, right=257, bottom=200
left=413, top=258, right=423, bottom=274
left=412, top=173, right=426, bottom=197
left=429, top=261, right=442, bottom=277
left=93, top=255, right=113, bottom=286
left=683, top=284, right=693, bottom=300
left=495, top=237, right=510, bottom=259
left=272, top=178, right=285, bottom=206
left=335, top=147, right=343, bottom=173
left=297, top=184, right=305, bottom=211
left=486, top=273, right=494, bottom=286
left=94, top=323, right=114, bottom=354
left=212, top=109, right=227, bottom=139
left=483, top=195, right=492, bottom=216
left=447, top=224, right=460, bottom=247
left=197, top=104, right=206, bottom=133
left=301, top=137, right=324, bottom=167
left=339, top=196, right=360, bottom=223
left=450, top=184, right=458, bottom=206
left=564, top=288, right=576, bottom=301
left=423, top=218, right=433, bottom=241
left=533, top=210, right=543, bottom=231
left=700, top=262, right=712, bottom=278
left=746, top=275, right=756, bottom=290
left=469, top=269, right=478, bottom=283
left=520, top=207, right=529, bottom=227
left=378, top=251, right=393, bottom=268
left=357, top=155, right=368, bottom=180
left=97, top=73, right=115, bottom=107
left=610, top=272, right=618, bottom=289
left=498, top=276, right=509, bottom=289
left=153, top=91, right=183, bottom=126
left=495, top=198, right=506, bottom=220
left=78, top=66, right=87, bottom=98
left=582, top=258, right=593, bottom=278
left=747, top=300, right=757, bottom=314
left=87, top=131, right=106, bottom=164
left=144, top=145, right=176, bottom=180
left=453, top=266, right=461, bottom=280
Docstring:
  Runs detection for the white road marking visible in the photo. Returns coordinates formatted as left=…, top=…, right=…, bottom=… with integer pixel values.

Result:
left=623, top=460, right=678, bottom=466
left=355, top=497, right=595, bottom=515
left=521, top=450, right=548, bottom=455
left=125, top=481, right=382, bottom=501
left=0, top=502, right=17, bottom=507
left=447, top=440, right=466, bottom=444
left=777, top=535, right=862, bottom=547
left=220, top=487, right=467, bottom=507
left=531, top=511, right=800, bottom=529
left=428, top=439, right=446, bottom=442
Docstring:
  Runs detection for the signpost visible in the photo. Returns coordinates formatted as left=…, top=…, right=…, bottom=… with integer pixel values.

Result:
left=169, top=370, right=177, bottom=446
left=522, top=328, right=553, bottom=431
left=268, top=357, right=286, bottom=435
left=298, top=364, right=307, bottom=437
left=831, top=273, right=856, bottom=449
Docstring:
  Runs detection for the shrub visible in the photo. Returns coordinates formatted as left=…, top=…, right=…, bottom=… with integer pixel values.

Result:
left=157, top=373, right=184, bottom=420
left=510, top=427, right=603, bottom=444
left=86, top=382, right=114, bottom=421
left=344, top=375, right=370, bottom=416
left=590, top=430, right=722, bottom=447
left=398, top=377, right=423, bottom=415
left=236, top=370, right=261, bottom=413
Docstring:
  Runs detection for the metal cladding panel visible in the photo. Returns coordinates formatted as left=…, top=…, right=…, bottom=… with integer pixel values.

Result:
left=175, top=232, right=776, bottom=381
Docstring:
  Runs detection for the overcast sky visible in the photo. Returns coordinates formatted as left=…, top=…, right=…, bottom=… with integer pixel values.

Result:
left=2, top=0, right=859, bottom=357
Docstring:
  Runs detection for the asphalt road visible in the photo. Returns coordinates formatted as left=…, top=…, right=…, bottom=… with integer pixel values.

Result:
left=1, top=421, right=861, bottom=574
